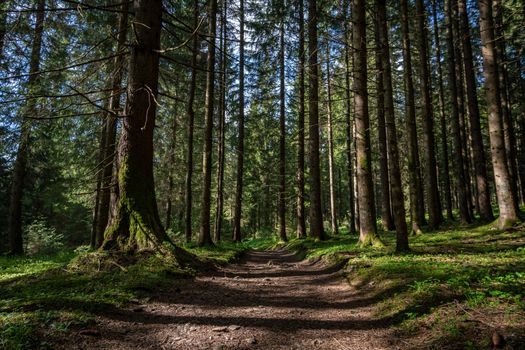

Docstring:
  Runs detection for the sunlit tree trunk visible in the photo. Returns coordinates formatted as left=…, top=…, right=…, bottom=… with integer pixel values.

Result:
left=278, top=12, right=287, bottom=241
left=325, top=41, right=338, bottom=235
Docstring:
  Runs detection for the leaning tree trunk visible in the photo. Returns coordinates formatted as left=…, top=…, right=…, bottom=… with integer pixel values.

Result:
left=307, top=0, right=325, bottom=240
left=199, top=0, right=218, bottom=246
left=8, top=0, right=45, bottom=255
left=325, top=40, right=339, bottom=235
left=232, top=0, right=245, bottom=242
left=373, top=5, right=394, bottom=232
left=377, top=0, right=409, bottom=252
left=296, top=0, right=307, bottom=238
left=184, top=0, right=199, bottom=243
left=432, top=0, right=453, bottom=221
left=478, top=0, right=518, bottom=229
left=415, top=0, right=442, bottom=229
left=401, top=0, right=425, bottom=234
left=353, top=0, right=379, bottom=247
left=102, top=0, right=169, bottom=251
left=278, top=13, right=287, bottom=242
left=458, top=0, right=494, bottom=222
left=445, top=0, right=471, bottom=224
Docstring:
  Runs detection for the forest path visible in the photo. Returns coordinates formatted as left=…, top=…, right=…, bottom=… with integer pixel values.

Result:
left=71, top=250, right=401, bottom=350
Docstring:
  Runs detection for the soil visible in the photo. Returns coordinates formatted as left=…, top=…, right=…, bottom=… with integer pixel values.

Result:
left=66, top=250, right=402, bottom=349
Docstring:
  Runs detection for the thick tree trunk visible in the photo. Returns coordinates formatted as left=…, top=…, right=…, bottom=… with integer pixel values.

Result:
left=445, top=0, right=471, bottom=224
left=415, top=0, right=442, bottom=229
left=184, top=0, right=199, bottom=243
left=8, top=0, right=45, bottom=255
left=307, top=0, right=325, bottom=240
left=478, top=0, right=518, bottom=229
left=278, top=15, right=287, bottom=242
left=374, top=6, right=394, bottom=232
left=377, top=0, right=409, bottom=252
left=325, top=42, right=338, bottom=235
left=458, top=0, right=494, bottom=222
left=432, top=0, right=453, bottom=221
left=353, top=0, right=379, bottom=246
left=102, top=0, right=168, bottom=251
left=232, top=0, right=245, bottom=242
left=199, top=0, right=218, bottom=246
left=343, top=3, right=356, bottom=234
left=296, top=0, right=307, bottom=238
left=214, top=0, right=227, bottom=242
left=401, top=0, right=425, bottom=234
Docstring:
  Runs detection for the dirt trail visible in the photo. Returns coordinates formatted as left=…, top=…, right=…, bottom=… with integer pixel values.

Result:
left=70, top=250, right=401, bottom=350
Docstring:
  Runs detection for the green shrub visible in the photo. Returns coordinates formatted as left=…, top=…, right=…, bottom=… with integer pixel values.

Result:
left=24, top=218, right=64, bottom=255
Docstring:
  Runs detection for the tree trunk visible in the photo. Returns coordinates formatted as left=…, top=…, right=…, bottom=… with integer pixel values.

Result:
left=353, top=0, right=379, bottom=246
left=343, top=2, right=356, bottom=234
left=184, top=0, right=199, bottom=243
left=401, top=0, right=425, bottom=234
left=165, top=114, right=177, bottom=230
left=214, top=0, right=227, bottom=242
left=307, top=0, right=325, bottom=240
left=232, top=0, right=245, bottom=242
left=415, top=0, right=442, bottom=229
left=296, top=0, right=307, bottom=239
left=102, top=0, right=168, bottom=251
left=432, top=0, right=453, bottom=221
left=325, top=40, right=338, bottom=235
left=373, top=6, right=394, bottom=232
left=278, top=14, right=287, bottom=242
left=445, top=0, right=471, bottom=224
left=458, top=0, right=494, bottom=222
left=478, top=0, right=518, bottom=229
left=199, top=0, right=218, bottom=246
left=8, top=0, right=45, bottom=255
left=377, top=0, right=409, bottom=252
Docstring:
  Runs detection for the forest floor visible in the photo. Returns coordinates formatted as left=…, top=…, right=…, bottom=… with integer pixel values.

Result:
left=1, top=223, right=525, bottom=349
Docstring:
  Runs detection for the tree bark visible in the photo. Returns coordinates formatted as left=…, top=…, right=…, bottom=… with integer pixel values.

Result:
left=296, top=0, right=307, bottom=238
left=307, top=0, right=325, bottom=240
left=325, top=40, right=338, bottom=235
left=199, top=0, right=218, bottom=246
left=102, top=0, right=169, bottom=251
left=8, top=0, right=45, bottom=255
left=165, top=113, right=177, bottom=230
left=415, top=0, right=443, bottom=229
left=373, top=6, right=394, bottom=232
left=458, top=0, right=494, bottom=222
left=445, top=0, right=471, bottom=224
left=353, top=0, right=379, bottom=246
left=184, top=0, right=199, bottom=243
left=432, top=0, right=454, bottom=221
left=278, top=13, right=287, bottom=242
left=478, top=0, right=518, bottom=229
left=232, top=0, right=245, bottom=242
left=401, top=0, right=425, bottom=234
left=377, top=0, right=409, bottom=252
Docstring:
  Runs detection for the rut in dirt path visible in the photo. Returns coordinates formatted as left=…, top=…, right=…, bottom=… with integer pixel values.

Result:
left=71, top=250, right=402, bottom=350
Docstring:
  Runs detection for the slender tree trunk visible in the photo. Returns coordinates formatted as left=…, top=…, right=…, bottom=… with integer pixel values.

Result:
left=278, top=14, right=287, bottom=242
left=343, top=2, right=356, bottom=234
left=184, top=0, right=199, bottom=243
left=401, top=0, right=425, bottom=234
left=325, top=41, right=338, bottom=235
left=432, top=0, right=453, bottom=221
left=199, top=0, right=218, bottom=246
left=8, top=0, right=45, bottom=255
left=296, top=0, right=307, bottom=238
left=458, top=0, right=494, bottom=222
left=307, top=0, right=325, bottom=240
left=377, top=0, right=409, bottom=251
left=445, top=0, right=471, bottom=224
left=374, top=8, right=394, bottom=232
left=232, top=0, right=245, bottom=242
left=415, top=0, right=442, bottom=229
left=165, top=114, right=177, bottom=230
left=478, top=0, right=518, bottom=229
left=102, top=0, right=169, bottom=251
left=353, top=0, right=379, bottom=246
left=214, top=0, right=227, bottom=242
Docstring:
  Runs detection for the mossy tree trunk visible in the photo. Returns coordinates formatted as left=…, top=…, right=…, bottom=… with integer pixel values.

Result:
left=102, top=0, right=168, bottom=251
